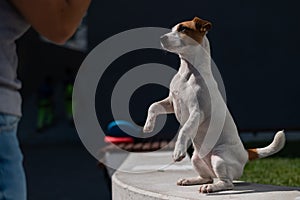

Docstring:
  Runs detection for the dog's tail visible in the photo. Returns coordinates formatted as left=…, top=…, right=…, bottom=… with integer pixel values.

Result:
left=247, top=130, right=286, bottom=161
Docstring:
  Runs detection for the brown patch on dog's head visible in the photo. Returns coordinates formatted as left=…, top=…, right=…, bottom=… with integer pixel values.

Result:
left=193, top=17, right=212, bottom=32
left=176, top=17, right=212, bottom=44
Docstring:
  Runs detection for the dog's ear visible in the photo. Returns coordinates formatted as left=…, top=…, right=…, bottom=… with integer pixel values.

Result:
left=193, top=17, right=212, bottom=32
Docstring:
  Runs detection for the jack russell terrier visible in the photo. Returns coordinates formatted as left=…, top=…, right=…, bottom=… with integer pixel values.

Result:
left=143, top=17, right=285, bottom=193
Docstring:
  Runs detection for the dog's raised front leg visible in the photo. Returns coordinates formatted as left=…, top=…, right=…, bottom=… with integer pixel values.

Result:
left=173, top=111, right=201, bottom=162
left=143, top=97, right=174, bottom=133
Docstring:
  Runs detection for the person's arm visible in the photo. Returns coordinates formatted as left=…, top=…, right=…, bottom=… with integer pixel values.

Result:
left=9, top=0, right=91, bottom=44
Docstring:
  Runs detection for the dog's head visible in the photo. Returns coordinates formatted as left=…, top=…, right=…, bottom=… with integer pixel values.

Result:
left=160, top=17, right=212, bottom=54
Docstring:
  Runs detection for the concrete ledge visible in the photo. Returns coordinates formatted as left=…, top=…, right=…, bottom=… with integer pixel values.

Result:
left=112, top=152, right=300, bottom=200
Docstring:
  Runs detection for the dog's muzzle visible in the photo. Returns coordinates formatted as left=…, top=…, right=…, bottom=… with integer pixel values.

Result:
left=160, top=35, right=169, bottom=49
left=160, top=35, right=168, bottom=44
left=160, top=32, right=183, bottom=53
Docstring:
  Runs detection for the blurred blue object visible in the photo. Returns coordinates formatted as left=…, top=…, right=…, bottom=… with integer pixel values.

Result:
left=107, top=120, right=139, bottom=137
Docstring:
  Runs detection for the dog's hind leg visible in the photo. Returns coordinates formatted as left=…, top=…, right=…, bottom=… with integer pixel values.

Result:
left=177, top=150, right=213, bottom=186
left=143, top=97, right=174, bottom=133
left=199, top=155, right=234, bottom=193
left=177, top=176, right=212, bottom=186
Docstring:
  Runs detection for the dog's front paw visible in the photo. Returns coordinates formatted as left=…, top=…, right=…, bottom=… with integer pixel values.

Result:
left=143, top=120, right=154, bottom=133
left=173, top=145, right=186, bottom=162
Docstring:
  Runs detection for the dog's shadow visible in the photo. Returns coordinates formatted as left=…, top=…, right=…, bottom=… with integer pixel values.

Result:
left=206, top=182, right=300, bottom=196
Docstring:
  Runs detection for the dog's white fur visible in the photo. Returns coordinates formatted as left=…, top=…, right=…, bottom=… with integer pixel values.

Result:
left=143, top=18, right=285, bottom=193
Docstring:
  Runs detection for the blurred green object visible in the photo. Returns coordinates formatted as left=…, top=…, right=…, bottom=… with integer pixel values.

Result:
left=65, top=83, right=73, bottom=121
left=37, top=99, right=54, bottom=131
left=37, top=77, right=55, bottom=132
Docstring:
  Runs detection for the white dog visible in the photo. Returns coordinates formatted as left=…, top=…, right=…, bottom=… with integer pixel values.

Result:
left=143, top=17, right=285, bottom=193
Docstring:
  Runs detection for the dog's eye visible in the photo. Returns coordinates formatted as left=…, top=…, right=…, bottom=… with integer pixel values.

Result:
left=178, top=25, right=190, bottom=32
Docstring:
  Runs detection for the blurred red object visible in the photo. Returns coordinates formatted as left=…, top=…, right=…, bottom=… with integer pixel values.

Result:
left=104, top=136, right=134, bottom=144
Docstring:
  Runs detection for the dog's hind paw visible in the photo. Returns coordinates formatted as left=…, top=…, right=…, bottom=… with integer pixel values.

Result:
left=177, top=178, right=192, bottom=186
left=177, top=177, right=212, bottom=186
left=199, top=180, right=233, bottom=193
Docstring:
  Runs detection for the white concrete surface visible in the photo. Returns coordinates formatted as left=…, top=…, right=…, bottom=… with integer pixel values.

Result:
left=112, top=151, right=300, bottom=200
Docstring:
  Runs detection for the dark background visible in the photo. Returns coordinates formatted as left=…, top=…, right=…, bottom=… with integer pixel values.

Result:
left=89, top=0, right=300, bottom=132
left=19, top=0, right=300, bottom=133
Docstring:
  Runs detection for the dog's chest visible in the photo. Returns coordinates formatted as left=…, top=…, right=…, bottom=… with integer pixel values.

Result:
left=170, top=72, right=200, bottom=124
